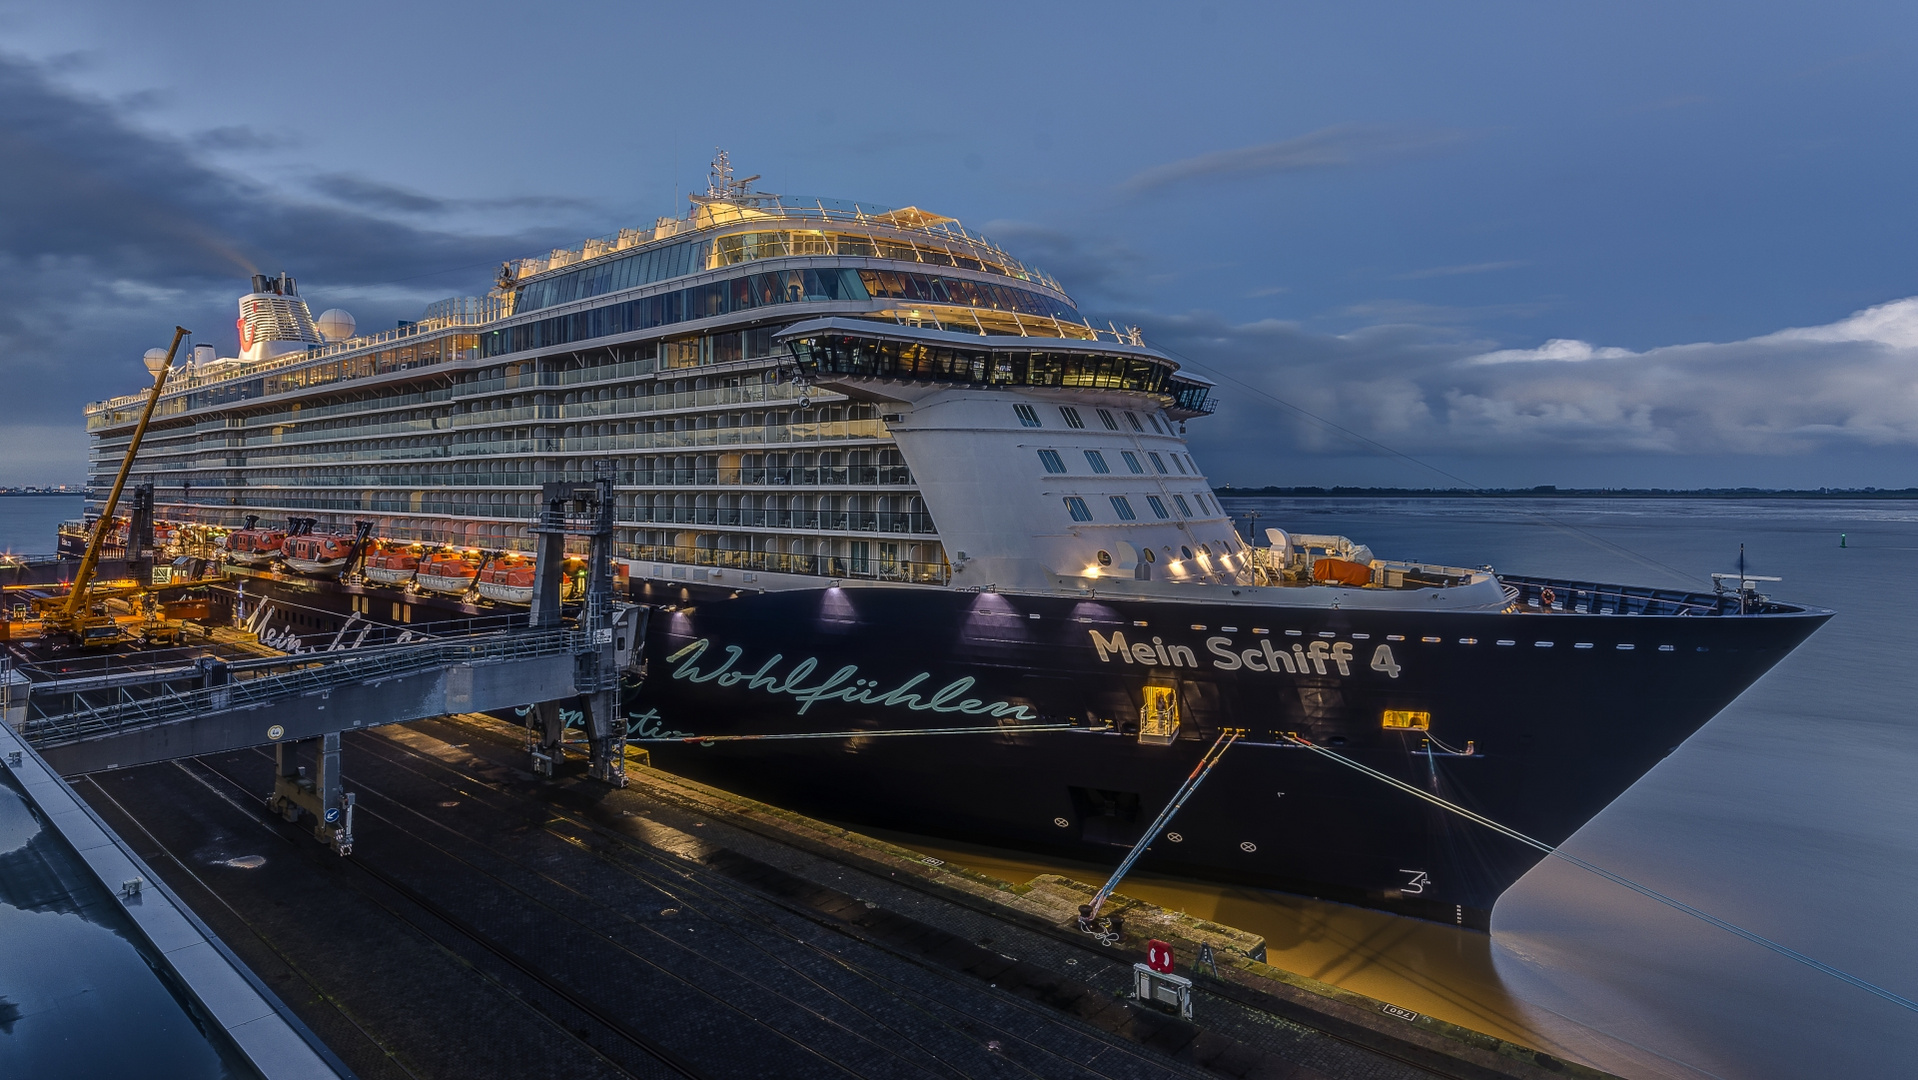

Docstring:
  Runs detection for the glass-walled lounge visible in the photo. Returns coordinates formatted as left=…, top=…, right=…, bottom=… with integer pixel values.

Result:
left=781, top=326, right=1216, bottom=413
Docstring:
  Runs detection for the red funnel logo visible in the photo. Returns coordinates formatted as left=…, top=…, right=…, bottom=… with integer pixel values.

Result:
left=237, top=314, right=253, bottom=353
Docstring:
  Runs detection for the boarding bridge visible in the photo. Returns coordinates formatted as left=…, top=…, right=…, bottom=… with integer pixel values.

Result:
left=11, top=474, right=645, bottom=854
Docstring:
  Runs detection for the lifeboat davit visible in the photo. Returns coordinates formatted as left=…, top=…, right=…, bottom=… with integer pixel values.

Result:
left=363, top=541, right=422, bottom=586
left=282, top=533, right=358, bottom=578
left=224, top=528, right=287, bottom=567
left=415, top=549, right=482, bottom=595
left=476, top=552, right=537, bottom=605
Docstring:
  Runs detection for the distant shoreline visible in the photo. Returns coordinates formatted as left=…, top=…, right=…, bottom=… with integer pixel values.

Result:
left=1218, top=486, right=1918, bottom=499
left=0, top=491, right=82, bottom=497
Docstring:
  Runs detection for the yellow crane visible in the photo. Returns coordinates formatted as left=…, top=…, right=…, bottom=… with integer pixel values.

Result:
left=34, top=327, right=190, bottom=647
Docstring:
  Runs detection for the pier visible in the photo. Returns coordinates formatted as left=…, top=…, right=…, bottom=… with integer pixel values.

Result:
left=56, top=711, right=1612, bottom=1080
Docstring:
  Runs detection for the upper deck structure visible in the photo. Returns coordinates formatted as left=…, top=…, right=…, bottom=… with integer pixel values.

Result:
left=85, top=154, right=1225, bottom=595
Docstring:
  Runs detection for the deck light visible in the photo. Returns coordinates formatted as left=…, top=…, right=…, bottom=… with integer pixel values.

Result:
left=1382, top=710, right=1431, bottom=730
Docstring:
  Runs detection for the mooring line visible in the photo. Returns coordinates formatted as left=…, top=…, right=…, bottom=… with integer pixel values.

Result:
left=1279, top=734, right=1918, bottom=1014
left=629, top=723, right=1076, bottom=744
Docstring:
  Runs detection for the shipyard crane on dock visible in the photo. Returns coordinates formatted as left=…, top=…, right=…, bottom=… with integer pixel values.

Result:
left=25, top=328, right=197, bottom=648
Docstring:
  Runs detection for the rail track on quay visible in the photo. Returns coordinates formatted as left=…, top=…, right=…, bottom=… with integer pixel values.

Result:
left=73, top=714, right=1482, bottom=1080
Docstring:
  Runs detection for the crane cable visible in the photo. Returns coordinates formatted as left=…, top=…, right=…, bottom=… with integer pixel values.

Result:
left=1278, top=734, right=1918, bottom=1014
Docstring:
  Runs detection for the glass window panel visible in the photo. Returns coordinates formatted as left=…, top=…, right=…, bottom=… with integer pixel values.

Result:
left=1121, top=451, right=1143, bottom=474
left=1173, top=494, right=1192, bottom=516
left=1014, top=404, right=1041, bottom=428
left=1148, top=452, right=1166, bottom=473
left=1064, top=496, right=1093, bottom=522
left=1146, top=495, right=1169, bottom=519
left=1084, top=450, right=1110, bottom=474
left=1038, top=449, right=1065, bottom=473
left=1109, top=496, right=1136, bottom=521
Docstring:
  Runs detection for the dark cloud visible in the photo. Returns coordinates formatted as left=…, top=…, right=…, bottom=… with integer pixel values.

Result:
left=0, top=52, right=583, bottom=483
left=976, top=220, right=1149, bottom=304
left=1121, top=126, right=1467, bottom=195
left=192, top=124, right=295, bottom=152
left=312, top=173, right=450, bottom=214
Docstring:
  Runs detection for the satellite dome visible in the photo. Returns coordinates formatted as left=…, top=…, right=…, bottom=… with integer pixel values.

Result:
left=315, top=308, right=357, bottom=342
left=142, top=347, right=170, bottom=375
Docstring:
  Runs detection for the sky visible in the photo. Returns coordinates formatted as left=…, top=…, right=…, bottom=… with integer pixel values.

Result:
left=1, top=0, right=1915, bottom=488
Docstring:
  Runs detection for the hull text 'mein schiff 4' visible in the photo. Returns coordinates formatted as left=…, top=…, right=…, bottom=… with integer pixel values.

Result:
left=80, top=154, right=1829, bottom=927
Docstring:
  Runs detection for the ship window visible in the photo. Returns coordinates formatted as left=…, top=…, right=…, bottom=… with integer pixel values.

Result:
left=1120, top=451, right=1143, bottom=474
left=1110, top=496, right=1137, bottom=521
left=1146, top=495, right=1169, bottom=519
left=1148, top=414, right=1165, bottom=434
left=1173, top=494, right=1192, bottom=516
left=1064, top=496, right=1093, bottom=522
left=1014, top=404, right=1041, bottom=428
left=1125, top=412, right=1144, bottom=432
left=1037, top=449, right=1065, bottom=474
left=1060, top=406, right=1085, bottom=429
left=1170, top=455, right=1187, bottom=474
left=1096, top=408, right=1119, bottom=431
left=1084, top=450, right=1110, bottom=474
left=1147, top=452, right=1167, bottom=473
left=1180, top=545, right=1194, bottom=560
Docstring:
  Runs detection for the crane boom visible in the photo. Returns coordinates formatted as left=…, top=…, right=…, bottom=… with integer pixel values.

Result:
left=61, top=327, right=190, bottom=622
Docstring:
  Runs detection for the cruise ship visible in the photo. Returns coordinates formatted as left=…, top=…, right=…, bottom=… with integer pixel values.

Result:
left=80, top=156, right=1829, bottom=928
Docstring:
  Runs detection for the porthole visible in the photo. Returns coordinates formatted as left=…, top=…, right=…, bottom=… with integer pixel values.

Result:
left=1143, top=548, right=1156, bottom=563
left=1201, top=543, right=1212, bottom=556
left=1096, top=550, right=1112, bottom=566
left=1181, top=545, right=1194, bottom=560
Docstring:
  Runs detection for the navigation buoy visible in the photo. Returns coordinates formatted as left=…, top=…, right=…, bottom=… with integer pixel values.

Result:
left=1841, top=533, right=1848, bottom=548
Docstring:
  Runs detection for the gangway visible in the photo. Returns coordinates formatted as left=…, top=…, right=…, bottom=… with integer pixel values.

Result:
left=17, top=468, right=648, bottom=854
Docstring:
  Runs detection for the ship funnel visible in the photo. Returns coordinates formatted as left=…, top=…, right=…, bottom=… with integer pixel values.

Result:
left=238, top=271, right=322, bottom=361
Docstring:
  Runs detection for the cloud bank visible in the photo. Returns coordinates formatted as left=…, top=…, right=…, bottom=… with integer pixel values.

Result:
left=1140, top=297, right=1918, bottom=473
left=0, top=52, right=589, bottom=483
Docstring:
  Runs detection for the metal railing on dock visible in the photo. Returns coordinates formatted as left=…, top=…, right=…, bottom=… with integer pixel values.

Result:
left=24, top=627, right=577, bottom=744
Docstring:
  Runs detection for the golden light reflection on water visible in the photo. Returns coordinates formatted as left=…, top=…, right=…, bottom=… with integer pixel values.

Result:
left=868, top=830, right=1585, bottom=1056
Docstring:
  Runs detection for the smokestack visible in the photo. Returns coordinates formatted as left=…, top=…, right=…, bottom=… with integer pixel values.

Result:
left=251, top=273, right=270, bottom=294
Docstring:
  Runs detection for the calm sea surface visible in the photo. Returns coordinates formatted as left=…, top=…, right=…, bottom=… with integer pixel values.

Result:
left=0, top=495, right=79, bottom=556
left=2, top=495, right=1910, bottom=1076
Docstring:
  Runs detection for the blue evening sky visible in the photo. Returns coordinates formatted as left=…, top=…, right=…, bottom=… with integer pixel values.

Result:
left=1, top=0, right=1913, bottom=487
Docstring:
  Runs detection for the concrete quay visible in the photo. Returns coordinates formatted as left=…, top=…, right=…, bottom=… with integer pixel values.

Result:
left=68, top=711, right=1619, bottom=1080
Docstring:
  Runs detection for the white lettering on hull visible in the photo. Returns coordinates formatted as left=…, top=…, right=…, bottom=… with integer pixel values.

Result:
left=1092, top=630, right=1400, bottom=680
left=666, top=638, right=1040, bottom=720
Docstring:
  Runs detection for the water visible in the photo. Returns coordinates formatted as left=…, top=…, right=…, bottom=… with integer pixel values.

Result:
left=0, top=495, right=80, bottom=557
left=0, top=772, right=261, bottom=1078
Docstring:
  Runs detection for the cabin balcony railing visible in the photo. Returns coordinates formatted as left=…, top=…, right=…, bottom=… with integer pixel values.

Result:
left=619, top=542, right=950, bottom=586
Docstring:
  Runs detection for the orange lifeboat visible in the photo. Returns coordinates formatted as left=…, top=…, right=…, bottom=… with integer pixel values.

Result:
left=476, top=553, right=537, bottom=605
left=415, top=549, right=482, bottom=595
left=363, top=541, right=422, bottom=586
left=282, top=533, right=358, bottom=578
left=224, top=528, right=287, bottom=567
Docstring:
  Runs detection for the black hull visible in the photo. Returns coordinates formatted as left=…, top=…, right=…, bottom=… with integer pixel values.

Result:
left=236, top=575, right=1827, bottom=928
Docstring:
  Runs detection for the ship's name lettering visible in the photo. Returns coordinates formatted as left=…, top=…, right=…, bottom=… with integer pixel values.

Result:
left=1087, top=630, right=1401, bottom=680
left=666, top=638, right=1039, bottom=719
